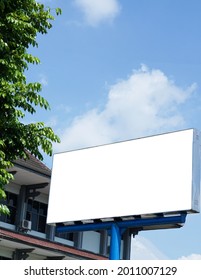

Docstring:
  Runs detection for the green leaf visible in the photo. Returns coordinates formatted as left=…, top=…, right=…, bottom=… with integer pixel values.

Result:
left=56, top=8, right=62, bottom=16
left=0, top=204, right=10, bottom=216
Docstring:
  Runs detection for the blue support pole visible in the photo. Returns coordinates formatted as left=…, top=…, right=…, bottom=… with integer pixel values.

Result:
left=109, top=223, right=121, bottom=260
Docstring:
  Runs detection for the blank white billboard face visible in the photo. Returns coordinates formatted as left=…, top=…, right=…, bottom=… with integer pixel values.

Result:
left=47, top=129, right=200, bottom=225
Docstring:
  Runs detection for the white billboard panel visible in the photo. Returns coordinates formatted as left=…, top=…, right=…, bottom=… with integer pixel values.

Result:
left=47, top=129, right=200, bottom=225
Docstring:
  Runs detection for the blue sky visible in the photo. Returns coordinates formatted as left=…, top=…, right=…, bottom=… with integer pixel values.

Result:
left=27, top=0, right=201, bottom=259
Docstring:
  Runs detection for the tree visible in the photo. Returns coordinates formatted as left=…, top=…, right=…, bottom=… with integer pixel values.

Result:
left=0, top=0, right=61, bottom=214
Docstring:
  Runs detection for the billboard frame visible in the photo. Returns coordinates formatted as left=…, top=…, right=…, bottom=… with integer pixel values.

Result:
left=47, top=128, right=200, bottom=225
left=48, top=128, right=200, bottom=259
left=56, top=213, right=187, bottom=260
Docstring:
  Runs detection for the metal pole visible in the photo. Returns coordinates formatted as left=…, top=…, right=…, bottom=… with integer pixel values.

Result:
left=122, top=229, right=132, bottom=260
left=109, top=223, right=121, bottom=260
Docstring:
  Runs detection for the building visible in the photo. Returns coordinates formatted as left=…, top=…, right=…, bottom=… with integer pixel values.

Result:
left=0, top=153, right=109, bottom=260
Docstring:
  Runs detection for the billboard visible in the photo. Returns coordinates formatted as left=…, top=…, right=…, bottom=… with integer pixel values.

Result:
left=47, top=129, right=200, bottom=225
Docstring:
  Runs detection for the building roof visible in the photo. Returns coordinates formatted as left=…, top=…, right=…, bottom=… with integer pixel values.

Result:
left=0, top=228, right=107, bottom=260
left=13, top=151, right=51, bottom=177
left=9, top=152, right=51, bottom=193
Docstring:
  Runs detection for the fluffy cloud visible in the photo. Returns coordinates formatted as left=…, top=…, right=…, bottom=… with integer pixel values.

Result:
left=131, top=237, right=201, bottom=260
left=39, top=74, right=48, bottom=87
left=131, top=236, right=168, bottom=260
left=74, top=0, right=121, bottom=26
left=179, top=254, right=201, bottom=260
left=54, top=65, right=196, bottom=152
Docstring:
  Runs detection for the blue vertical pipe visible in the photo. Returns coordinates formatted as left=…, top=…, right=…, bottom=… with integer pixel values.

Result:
left=109, top=223, right=121, bottom=260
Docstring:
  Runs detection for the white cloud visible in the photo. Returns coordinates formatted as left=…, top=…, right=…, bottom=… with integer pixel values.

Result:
left=39, top=74, right=48, bottom=87
left=74, top=0, right=121, bottom=26
left=54, top=65, right=196, bottom=153
left=131, top=236, right=168, bottom=260
left=179, top=254, right=201, bottom=260
left=46, top=116, right=58, bottom=128
left=56, top=104, right=72, bottom=114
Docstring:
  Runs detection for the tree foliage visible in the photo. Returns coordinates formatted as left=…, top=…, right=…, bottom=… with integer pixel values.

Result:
left=0, top=0, right=61, bottom=214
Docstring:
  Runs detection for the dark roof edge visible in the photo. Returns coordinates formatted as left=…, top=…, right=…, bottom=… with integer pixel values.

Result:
left=0, top=228, right=107, bottom=260
left=13, top=152, right=51, bottom=177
